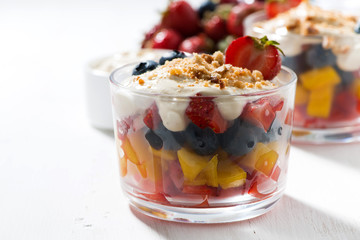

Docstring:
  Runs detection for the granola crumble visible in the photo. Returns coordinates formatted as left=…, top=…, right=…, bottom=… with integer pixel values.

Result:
left=138, top=51, right=274, bottom=90
left=257, top=2, right=358, bottom=36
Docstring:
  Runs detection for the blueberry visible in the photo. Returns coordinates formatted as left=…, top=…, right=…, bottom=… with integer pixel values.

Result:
left=185, top=123, right=219, bottom=156
left=145, top=129, right=163, bottom=150
left=159, top=51, right=186, bottom=65
left=282, top=52, right=311, bottom=75
left=305, top=44, right=337, bottom=68
left=198, top=0, right=217, bottom=19
left=132, top=60, right=158, bottom=75
left=334, top=65, right=355, bottom=87
left=355, top=20, right=360, bottom=34
left=219, top=119, right=258, bottom=156
left=154, top=123, right=185, bottom=151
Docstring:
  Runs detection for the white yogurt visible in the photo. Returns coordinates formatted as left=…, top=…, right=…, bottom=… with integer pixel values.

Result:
left=114, top=55, right=278, bottom=132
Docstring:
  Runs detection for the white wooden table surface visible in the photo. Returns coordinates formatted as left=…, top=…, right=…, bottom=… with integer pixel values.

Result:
left=1, top=0, right=360, bottom=239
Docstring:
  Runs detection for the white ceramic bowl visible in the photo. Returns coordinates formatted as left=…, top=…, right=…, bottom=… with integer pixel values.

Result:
left=84, top=49, right=169, bottom=130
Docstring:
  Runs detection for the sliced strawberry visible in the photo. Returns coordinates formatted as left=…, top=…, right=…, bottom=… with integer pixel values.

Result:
left=143, top=103, right=161, bottom=130
left=267, top=95, right=284, bottom=111
left=225, top=36, right=283, bottom=80
left=271, top=165, right=281, bottom=182
left=194, top=198, right=210, bottom=208
left=162, top=1, right=201, bottom=37
left=185, top=94, right=228, bottom=133
left=265, top=0, right=302, bottom=19
left=140, top=192, right=169, bottom=205
left=241, top=98, right=276, bottom=132
left=182, top=185, right=217, bottom=197
left=247, top=171, right=278, bottom=198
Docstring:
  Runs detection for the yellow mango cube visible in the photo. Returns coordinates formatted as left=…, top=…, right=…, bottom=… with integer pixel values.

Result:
left=203, top=155, right=219, bottom=187
left=240, top=142, right=279, bottom=176
left=177, top=148, right=210, bottom=181
left=300, top=66, right=340, bottom=90
left=255, top=150, right=279, bottom=177
left=240, top=142, right=271, bottom=169
left=184, top=172, right=207, bottom=186
left=307, top=86, right=334, bottom=118
left=150, top=147, right=176, bottom=161
left=295, top=84, right=309, bottom=106
left=218, top=160, right=246, bottom=189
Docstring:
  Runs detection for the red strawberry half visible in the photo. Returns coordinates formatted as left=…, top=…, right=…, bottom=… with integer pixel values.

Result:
left=225, top=35, right=283, bottom=80
left=265, top=0, right=302, bottom=19
left=185, top=94, right=228, bottom=133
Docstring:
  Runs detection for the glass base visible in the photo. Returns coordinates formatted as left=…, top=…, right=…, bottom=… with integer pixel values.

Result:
left=292, top=125, right=360, bottom=144
left=127, top=192, right=283, bottom=224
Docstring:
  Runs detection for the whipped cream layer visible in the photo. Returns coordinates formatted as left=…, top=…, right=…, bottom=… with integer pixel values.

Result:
left=113, top=52, right=279, bottom=132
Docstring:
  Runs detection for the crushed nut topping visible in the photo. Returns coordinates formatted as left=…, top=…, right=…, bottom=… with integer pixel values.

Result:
left=257, top=2, right=358, bottom=36
left=140, top=51, right=273, bottom=90
left=138, top=78, right=145, bottom=85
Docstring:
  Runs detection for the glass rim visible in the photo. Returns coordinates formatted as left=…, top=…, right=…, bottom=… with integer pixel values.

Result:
left=245, top=11, right=360, bottom=41
left=109, top=62, right=297, bottom=99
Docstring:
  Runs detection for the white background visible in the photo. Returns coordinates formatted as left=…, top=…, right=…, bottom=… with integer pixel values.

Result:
left=1, top=0, right=360, bottom=239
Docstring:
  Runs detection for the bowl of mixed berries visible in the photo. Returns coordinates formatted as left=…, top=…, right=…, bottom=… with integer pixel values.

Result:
left=141, top=0, right=265, bottom=53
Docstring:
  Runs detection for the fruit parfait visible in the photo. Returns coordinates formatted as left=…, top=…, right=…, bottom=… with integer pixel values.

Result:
left=110, top=37, right=296, bottom=223
left=245, top=2, right=360, bottom=143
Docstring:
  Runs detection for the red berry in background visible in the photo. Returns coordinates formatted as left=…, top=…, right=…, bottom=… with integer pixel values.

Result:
left=265, top=0, right=302, bottom=19
left=204, top=16, right=228, bottom=42
left=179, top=34, right=214, bottom=53
left=141, top=24, right=162, bottom=48
left=225, top=36, right=283, bottom=80
left=162, top=0, right=201, bottom=37
left=151, top=29, right=183, bottom=50
left=227, top=2, right=264, bottom=37
left=329, top=90, right=358, bottom=121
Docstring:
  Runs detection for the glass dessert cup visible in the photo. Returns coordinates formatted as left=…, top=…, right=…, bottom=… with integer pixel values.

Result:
left=245, top=11, right=360, bottom=144
left=110, top=63, right=296, bottom=223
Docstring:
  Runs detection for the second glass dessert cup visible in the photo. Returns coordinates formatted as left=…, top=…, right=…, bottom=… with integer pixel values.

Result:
left=110, top=63, right=297, bottom=223
left=245, top=11, right=360, bottom=144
